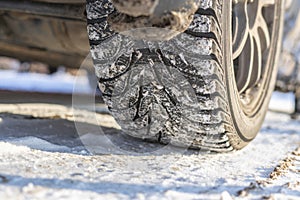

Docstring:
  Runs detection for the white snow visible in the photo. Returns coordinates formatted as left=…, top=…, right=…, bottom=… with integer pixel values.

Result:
left=0, top=142, right=31, bottom=154
left=0, top=69, right=93, bottom=94
left=269, top=91, right=295, bottom=113
left=5, top=136, right=71, bottom=153
left=0, top=100, right=299, bottom=199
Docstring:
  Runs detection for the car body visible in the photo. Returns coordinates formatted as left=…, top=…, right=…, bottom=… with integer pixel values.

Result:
left=0, top=0, right=88, bottom=68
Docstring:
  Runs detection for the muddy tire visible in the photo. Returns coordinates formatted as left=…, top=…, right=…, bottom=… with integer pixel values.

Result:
left=86, top=0, right=284, bottom=152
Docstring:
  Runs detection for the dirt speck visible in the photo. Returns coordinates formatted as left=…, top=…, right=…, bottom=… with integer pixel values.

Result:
left=262, top=195, right=275, bottom=200
left=0, top=175, right=9, bottom=183
left=292, top=147, right=300, bottom=156
left=237, top=182, right=260, bottom=197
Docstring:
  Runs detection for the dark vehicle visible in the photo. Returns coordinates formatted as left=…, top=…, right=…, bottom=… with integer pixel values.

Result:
left=0, top=0, right=297, bottom=152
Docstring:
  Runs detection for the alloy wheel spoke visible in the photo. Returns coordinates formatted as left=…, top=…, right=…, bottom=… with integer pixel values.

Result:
left=256, top=14, right=271, bottom=48
left=259, top=0, right=275, bottom=7
left=233, top=0, right=275, bottom=93
left=232, top=2, right=249, bottom=59
left=256, top=0, right=273, bottom=47
left=248, top=30, right=262, bottom=87
left=236, top=35, right=254, bottom=93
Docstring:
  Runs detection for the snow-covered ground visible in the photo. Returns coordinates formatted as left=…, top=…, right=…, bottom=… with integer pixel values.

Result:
left=0, top=101, right=299, bottom=199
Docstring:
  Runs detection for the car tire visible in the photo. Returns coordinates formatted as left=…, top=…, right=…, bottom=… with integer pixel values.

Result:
left=86, top=0, right=284, bottom=152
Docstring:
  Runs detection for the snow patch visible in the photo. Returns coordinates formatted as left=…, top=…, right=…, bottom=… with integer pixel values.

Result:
left=5, top=136, right=71, bottom=153
left=0, top=70, right=92, bottom=94
left=269, top=91, right=295, bottom=113
left=0, top=142, right=31, bottom=154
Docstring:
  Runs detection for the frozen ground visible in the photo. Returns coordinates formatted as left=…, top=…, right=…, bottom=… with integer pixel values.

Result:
left=0, top=94, right=299, bottom=200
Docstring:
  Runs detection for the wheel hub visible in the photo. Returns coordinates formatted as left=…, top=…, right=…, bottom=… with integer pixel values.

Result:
left=232, top=0, right=276, bottom=95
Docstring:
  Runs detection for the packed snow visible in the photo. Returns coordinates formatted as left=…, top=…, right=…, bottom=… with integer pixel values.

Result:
left=0, top=100, right=299, bottom=199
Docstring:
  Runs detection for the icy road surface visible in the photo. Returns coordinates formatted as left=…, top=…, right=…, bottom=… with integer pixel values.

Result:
left=0, top=100, right=299, bottom=200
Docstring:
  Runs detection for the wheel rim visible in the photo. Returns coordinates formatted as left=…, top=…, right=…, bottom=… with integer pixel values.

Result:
left=232, top=0, right=278, bottom=116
